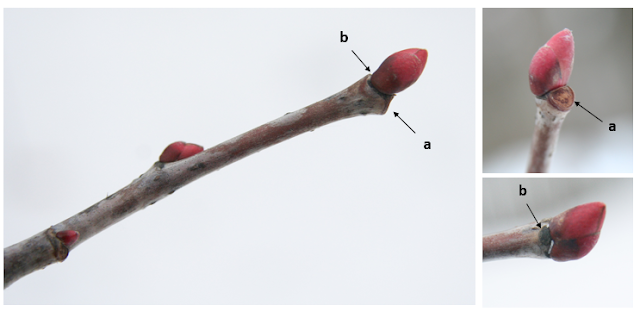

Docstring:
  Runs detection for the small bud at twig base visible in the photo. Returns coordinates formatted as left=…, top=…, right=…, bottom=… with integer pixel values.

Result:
left=55, top=230, right=79, bottom=246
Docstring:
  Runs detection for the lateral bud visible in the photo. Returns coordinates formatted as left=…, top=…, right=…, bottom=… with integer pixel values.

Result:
left=159, top=141, right=204, bottom=163
left=55, top=230, right=79, bottom=246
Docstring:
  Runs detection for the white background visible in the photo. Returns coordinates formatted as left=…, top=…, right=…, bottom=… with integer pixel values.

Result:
left=4, top=9, right=476, bottom=304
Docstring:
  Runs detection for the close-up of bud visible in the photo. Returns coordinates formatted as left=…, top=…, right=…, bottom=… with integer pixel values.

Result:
left=548, top=202, right=606, bottom=262
left=371, top=48, right=428, bottom=95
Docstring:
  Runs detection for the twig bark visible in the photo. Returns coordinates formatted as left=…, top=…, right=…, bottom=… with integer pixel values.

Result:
left=483, top=222, right=552, bottom=261
left=483, top=202, right=606, bottom=262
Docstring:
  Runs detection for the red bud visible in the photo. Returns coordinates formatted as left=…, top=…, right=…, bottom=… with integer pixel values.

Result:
left=159, top=141, right=186, bottom=163
left=529, top=29, right=574, bottom=96
left=371, top=48, right=428, bottom=95
left=56, top=230, right=79, bottom=246
left=177, top=143, right=204, bottom=160
left=549, top=202, right=606, bottom=261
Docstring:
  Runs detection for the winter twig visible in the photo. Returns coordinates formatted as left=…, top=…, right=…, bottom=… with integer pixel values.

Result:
left=4, top=48, right=428, bottom=288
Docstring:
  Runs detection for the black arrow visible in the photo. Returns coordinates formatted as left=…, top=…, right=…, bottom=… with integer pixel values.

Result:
left=393, top=112, right=416, bottom=134
left=526, top=203, right=541, bottom=228
left=351, top=50, right=370, bottom=72
left=574, top=102, right=603, bottom=122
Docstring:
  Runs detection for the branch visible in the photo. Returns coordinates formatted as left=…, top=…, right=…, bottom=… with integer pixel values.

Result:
left=526, top=29, right=575, bottom=173
left=4, top=48, right=428, bottom=289
left=483, top=202, right=606, bottom=262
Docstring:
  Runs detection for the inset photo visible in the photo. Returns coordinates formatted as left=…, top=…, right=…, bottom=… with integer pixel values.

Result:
left=483, top=9, right=632, bottom=173
left=483, top=178, right=632, bottom=307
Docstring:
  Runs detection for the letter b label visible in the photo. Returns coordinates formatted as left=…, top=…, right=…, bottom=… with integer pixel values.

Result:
left=340, top=31, right=348, bottom=42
